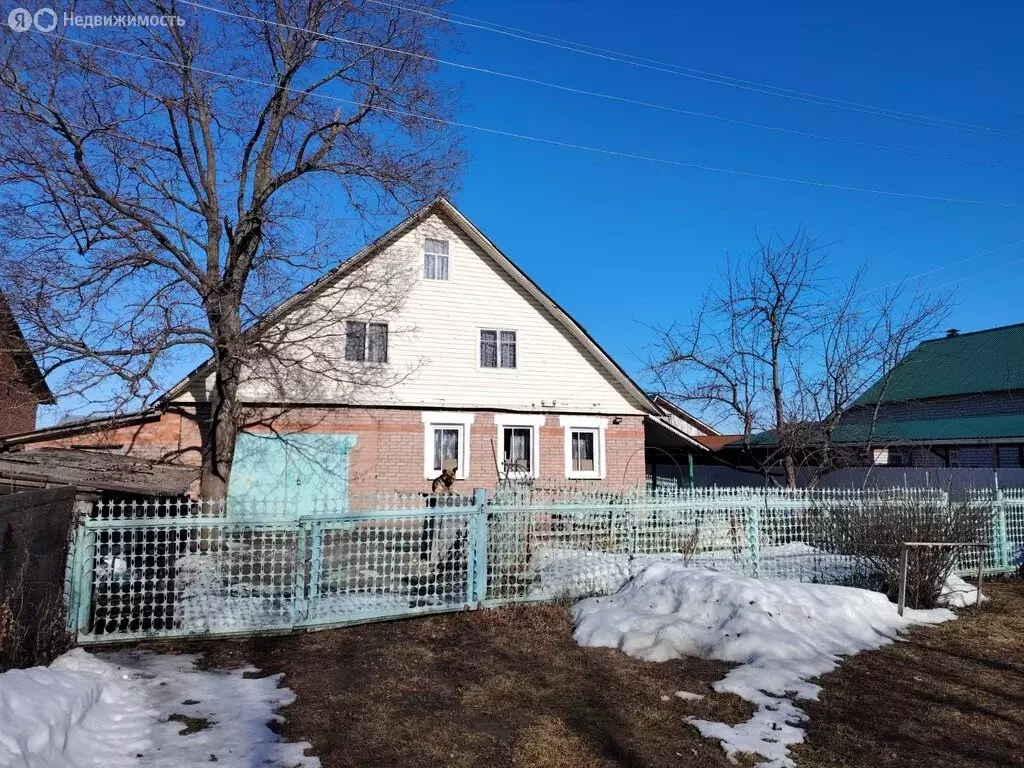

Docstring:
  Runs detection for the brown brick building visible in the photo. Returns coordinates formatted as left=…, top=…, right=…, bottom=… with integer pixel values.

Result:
left=0, top=293, right=53, bottom=437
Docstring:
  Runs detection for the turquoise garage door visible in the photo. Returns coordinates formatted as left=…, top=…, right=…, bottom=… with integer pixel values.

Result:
left=227, top=432, right=357, bottom=516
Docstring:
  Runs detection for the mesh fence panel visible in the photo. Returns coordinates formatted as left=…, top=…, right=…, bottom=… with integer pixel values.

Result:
left=69, top=487, right=1023, bottom=644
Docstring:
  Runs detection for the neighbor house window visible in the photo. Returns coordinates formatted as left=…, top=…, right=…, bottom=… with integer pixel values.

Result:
left=560, top=416, right=606, bottom=479
left=345, top=321, right=388, bottom=363
left=422, top=412, right=474, bottom=479
left=480, top=329, right=516, bottom=368
left=423, top=238, right=449, bottom=280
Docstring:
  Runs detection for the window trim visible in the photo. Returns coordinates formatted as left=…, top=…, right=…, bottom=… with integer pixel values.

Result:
left=423, top=237, right=450, bottom=281
left=421, top=411, right=474, bottom=480
left=559, top=415, right=607, bottom=479
left=478, top=328, right=518, bottom=370
left=494, top=414, right=545, bottom=478
left=345, top=320, right=389, bottom=364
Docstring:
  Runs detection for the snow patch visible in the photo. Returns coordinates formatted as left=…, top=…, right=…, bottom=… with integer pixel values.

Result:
left=937, top=572, right=985, bottom=608
left=0, top=649, right=318, bottom=768
left=674, top=690, right=705, bottom=701
left=572, top=564, right=953, bottom=768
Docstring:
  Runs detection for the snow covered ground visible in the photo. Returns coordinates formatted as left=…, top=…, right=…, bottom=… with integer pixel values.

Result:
left=572, top=564, right=955, bottom=768
left=0, top=649, right=318, bottom=768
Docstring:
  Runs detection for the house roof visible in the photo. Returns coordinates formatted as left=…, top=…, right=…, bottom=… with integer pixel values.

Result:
left=0, top=449, right=197, bottom=496
left=829, top=414, right=1024, bottom=445
left=854, top=322, right=1024, bottom=406
left=0, top=292, right=54, bottom=405
left=650, top=395, right=720, bottom=436
left=694, top=434, right=746, bottom=451
left=162, top=197, right=661, bottom=415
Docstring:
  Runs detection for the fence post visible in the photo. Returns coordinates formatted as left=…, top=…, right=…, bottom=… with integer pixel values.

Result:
left=992, top=488, right=1009, bottom=571
left=306, top=520, right=323, bottom=623
left=295, top=520, right=310, bottom=624
left=746, top=497, right=762, bottom=579
left=67, top=505, right=95, bottom=639
left=471, top=488, right=488, bottom=607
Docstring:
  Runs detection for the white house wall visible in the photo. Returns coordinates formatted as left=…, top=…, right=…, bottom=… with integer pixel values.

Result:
left=185, top=212, right=643, bottom=415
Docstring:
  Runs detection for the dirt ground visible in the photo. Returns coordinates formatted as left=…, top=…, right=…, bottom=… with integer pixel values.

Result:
left=139, top=580, right=1024, bottom=768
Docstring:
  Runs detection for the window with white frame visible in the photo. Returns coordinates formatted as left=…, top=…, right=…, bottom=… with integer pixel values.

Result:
left=495, top=415, right=544, bottom=477
left=560, top=416, right=606, bottom=479
left=423, top=238, right=449, bottom=280
left=345, top=321, right=388, bottom=363
left=422, top=412, right=474, bottom=479
left=480, top=329, right=516, bottom=368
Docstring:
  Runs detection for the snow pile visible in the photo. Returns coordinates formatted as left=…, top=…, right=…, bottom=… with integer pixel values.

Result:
left=572, top=564, right=953, bottom=768
left=0, top=649, right=318, bottom=768
left=938, top=572, right=985, bottom=608
left=528, top=543, right=861, bottom=601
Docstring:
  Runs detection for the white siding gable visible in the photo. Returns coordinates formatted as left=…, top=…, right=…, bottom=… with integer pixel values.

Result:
left=195, top=210, right=644, bottom=414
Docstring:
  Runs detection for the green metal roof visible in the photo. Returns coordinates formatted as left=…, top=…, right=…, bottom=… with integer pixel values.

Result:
left=831, top=414, right=1024, bottom=444
left=855, top=322, right=1024, bottom=405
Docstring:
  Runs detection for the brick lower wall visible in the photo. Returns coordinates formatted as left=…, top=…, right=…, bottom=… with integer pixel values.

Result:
left=25, top=410, right=204, bottom=464
left=245, top=408, right=647, bottom=496
left=22, top=406, right=647, bottom=495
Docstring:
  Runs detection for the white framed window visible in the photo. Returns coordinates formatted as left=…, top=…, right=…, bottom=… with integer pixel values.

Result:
left=423, top=238, right=449, bottom=280
left=495, top=414, right=544, bottom=478
left=422, top=412, right=474, bottom=479
left=345, top=321, right=388, bottom=363
left=480, top=329, right=517, bottom=368
left=559, top=416, right=607, bottom=479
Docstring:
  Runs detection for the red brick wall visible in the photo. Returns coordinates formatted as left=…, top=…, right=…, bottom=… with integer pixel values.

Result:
left=26, top=410, right=204, bottom=464
left=22, top=406, right=647, bottom=495
left=0, top=349, right=40, bottom=437
left=241, top=408, right=646, bottom=495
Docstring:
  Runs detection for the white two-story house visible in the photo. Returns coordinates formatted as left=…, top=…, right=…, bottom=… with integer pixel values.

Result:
left=9, top=198, right=707, bottom=503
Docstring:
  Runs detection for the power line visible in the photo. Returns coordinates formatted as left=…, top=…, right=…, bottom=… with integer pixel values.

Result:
left=175, top=0, right=1024, bottom=172
left=934, top=254, right=1024, bottom=290
left=868, top=237, right=1024, bottom=294
left=366, top=0, right=1024, bottom=141
left=29, top=30, right=1023, bottom=208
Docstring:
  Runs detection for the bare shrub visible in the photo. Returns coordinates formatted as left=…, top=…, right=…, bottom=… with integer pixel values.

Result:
left=0, top=560, right=72, bottom=672
left=813, top=496, right=992, bottom=609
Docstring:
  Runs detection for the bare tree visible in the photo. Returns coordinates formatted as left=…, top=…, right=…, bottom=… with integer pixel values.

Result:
left=649, top=230, right=951, bottom=486
left=0, top=0, right=463, bottom=495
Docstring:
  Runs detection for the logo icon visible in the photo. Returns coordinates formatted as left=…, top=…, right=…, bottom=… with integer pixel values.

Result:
left=7, top=7, right=32, bottom=31
left=33, top=7, right=56, bottom=31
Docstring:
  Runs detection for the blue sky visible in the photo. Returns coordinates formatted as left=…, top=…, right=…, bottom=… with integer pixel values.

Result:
left=437, top=0, right=1023, bottom=383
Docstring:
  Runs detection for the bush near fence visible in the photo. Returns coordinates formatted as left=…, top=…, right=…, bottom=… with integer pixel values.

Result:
left=64, top=486, right=1024, bottom=645
left=1, top=486, right=76, bottom=670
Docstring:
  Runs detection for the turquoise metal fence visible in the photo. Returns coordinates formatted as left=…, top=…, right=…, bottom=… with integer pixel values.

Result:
left=67, top=486, right=1024, bottom=645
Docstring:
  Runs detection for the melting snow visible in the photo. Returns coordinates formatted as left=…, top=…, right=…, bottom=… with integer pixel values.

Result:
left=0, top=649, right=318, bottom=768
left=572, top=564, right=954, bottom=768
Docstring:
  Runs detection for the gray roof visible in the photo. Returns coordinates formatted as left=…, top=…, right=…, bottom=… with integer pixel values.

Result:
left=0, top=449, right=197, bottom=496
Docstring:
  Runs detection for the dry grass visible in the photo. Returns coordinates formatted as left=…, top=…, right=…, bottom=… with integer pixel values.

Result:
left=792, top=579, right=1024, bottom=768
left=144, top=602, right=751, bottom=768
left=134, top=580, right=1024, bottom=768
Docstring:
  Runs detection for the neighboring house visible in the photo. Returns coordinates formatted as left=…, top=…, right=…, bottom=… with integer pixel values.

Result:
left=5, top=198, right=708, bottom=502
left=835, top=324, right=1024, bottom=468
left=0, top=292, right=54, bottom=436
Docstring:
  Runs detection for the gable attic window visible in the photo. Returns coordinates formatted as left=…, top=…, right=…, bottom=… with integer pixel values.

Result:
left=480, top=329, right=517, bottom=368
left=423, top=238, right=449, bottom=280
left=345, top=321, right=388, bottom=363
